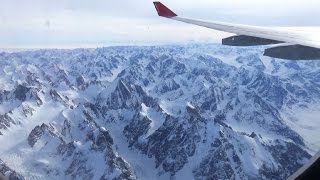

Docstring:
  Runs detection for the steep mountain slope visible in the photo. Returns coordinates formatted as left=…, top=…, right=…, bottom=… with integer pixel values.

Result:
left=0, top=44, right=319, bottom=180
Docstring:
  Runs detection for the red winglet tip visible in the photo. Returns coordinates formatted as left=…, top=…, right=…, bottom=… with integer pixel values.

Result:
left=153, top=2, right=177, bottom=18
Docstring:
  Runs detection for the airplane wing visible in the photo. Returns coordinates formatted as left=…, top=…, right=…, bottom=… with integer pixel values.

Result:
left=153, top=1, right=320, bottom=60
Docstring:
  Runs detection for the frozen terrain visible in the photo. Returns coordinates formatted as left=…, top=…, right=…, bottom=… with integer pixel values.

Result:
left=0, top=44, right=319, bottom=180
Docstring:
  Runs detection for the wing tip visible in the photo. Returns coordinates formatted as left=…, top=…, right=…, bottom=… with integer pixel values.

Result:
left=153, top=1, right=177, bottom=18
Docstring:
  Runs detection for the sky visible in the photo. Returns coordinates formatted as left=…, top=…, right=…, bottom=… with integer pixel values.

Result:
left=0, top=0, right=320, bottom=48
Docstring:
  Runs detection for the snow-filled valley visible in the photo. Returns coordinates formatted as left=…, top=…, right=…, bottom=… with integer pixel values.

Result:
left=0, top=44, right=319, bottom=180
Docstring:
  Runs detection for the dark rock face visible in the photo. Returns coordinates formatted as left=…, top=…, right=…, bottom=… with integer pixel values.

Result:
left=0, top=159, right=25, bottom=180
left=49, top=89, right=63, bottom=102
left=0, top=91, right=3, bottom=103
left=193, top=144, right=236, bottom=180
left=76, top=76, right=85, bottom=87
left=96, top=128, right=114, bottom=150
left=76, top=76, right=87, bottom=90
left=130, top=113, right=203, bottom=176
left=123, top=113, right=151, bottom=147
left=27, top=125, right=44, bottom=147
left=112, top=80, right=132, bottom=108
left=155, top=79, right=180, bottom=94
left=27, top=123, right=58, bottom=147
left=14, top=85, right=30, bottom=101
left=0, top=114, right=15, bottom=134
left=98, top=79, right=159, bottom=113
left=194, top=127, right=243, bottom=180
left=261, top=142, right=312, bottom=179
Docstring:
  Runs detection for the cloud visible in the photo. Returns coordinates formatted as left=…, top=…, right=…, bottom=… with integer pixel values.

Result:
left=0, top=0, right=319, bottom=48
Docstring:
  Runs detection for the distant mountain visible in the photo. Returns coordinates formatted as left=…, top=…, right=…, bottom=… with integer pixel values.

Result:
left=0, top=44, right=319, bottom=180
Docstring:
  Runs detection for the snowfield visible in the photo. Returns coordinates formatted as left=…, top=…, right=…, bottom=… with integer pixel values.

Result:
left=0, top=44, right=319, bottom=180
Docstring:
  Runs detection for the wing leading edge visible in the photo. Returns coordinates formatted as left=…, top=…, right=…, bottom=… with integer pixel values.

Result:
left=153, top=1, right=320, bottom=60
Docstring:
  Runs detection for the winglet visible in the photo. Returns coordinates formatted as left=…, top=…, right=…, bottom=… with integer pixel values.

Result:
left=153, top=2, right=177, bottom=18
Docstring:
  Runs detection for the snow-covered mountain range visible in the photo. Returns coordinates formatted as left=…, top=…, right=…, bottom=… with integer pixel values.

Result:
left=0, top=44, right=319, bottom=180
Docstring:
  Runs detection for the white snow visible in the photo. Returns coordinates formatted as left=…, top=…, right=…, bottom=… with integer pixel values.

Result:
left=99, top=66, right=126, bottom=82
left=1, top=44, right=320, bottom=179
left=282, top=104, right=320, bottom=154
left=0, top=101, right=64, bottom=179
left=107, top=122, right=170, bottom=180
left=141, top=103, right=165, bottom=137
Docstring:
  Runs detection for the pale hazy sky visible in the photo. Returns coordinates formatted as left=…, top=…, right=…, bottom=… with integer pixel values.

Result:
left=1, top=0, right=320, bottom=48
